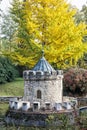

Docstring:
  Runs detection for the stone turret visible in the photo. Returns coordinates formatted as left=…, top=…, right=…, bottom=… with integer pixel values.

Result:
left=23, top=56, right=63, bottom=109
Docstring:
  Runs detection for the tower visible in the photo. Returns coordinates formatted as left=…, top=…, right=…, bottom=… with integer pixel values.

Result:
left=23, top=56, right=63, bottom=109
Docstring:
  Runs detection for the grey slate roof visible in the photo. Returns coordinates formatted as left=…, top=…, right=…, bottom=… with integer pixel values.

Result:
left=32, top=57, right=55, bottom=72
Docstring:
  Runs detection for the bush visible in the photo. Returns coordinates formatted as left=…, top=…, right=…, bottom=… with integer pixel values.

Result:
left=63, top=68, right=87, bottom=97
left=0, top=56, right=19, bottom=84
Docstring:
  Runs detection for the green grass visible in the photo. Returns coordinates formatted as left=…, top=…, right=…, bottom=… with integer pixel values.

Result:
left=0, top=78, right=24, bottom=96
left=0, top=78, right=24, bottom=129
left=0, top=102, right=9, bottom=118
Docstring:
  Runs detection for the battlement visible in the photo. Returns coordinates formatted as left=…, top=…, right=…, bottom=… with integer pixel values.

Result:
left=23, top=70, right=63, bottom=80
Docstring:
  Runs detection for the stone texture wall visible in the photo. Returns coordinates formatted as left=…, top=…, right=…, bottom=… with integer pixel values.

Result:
left=24, top=75, right=63, bottom=108
left=5, top=110, right=75, bottom=127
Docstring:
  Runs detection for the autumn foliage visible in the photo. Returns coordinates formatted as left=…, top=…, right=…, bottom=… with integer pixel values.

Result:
left=63, top=68, right=87, bottom=96
left=3, top=0, right=87, bottom=69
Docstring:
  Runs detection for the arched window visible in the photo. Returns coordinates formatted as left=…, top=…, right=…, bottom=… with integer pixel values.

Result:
left=37, top=90, right=41, bottom=99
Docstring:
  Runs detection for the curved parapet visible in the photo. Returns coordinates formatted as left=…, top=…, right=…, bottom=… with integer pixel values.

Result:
left=23, top=70, right=63, bottom=80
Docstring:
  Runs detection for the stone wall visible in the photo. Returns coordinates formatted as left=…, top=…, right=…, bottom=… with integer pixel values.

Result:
left=23, top=69, right=63, bottom=109
left=24, top=72, right=63, bottom=108
left=0, top=96, right=22, bottom=102
left=5, top=110, right=75, bottom=127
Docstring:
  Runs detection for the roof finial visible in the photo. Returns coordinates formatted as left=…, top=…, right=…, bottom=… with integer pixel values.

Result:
left=42, top=42, right=44, bottom=57
left=42, top=50, right=44, bottom=57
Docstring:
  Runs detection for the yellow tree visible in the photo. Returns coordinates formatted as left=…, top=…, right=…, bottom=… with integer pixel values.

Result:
left=10, top=0, right=87, bottom=68
left=9, top=0, right=41, bottom=67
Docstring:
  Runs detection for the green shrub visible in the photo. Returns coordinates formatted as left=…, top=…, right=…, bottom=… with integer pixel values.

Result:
left=0, top=56, right=19, bottom=84
left=0, top=63, right=6, bottom=83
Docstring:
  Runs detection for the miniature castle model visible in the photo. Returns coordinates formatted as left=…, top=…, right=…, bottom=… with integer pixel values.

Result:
left=5, top=54, right=79, bottom=128
left=23, top=56, right=63, bottom=110
left=9, top=56, right=76, bottom=111
left=7, top=55, right=78, bottom=127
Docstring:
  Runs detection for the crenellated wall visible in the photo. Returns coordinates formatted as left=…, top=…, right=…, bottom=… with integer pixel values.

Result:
left=23, top=70, right=63, bottom=80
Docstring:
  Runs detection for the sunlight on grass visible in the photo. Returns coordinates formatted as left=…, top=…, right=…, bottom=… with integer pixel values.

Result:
left=0, top=78, right=24, bottom=96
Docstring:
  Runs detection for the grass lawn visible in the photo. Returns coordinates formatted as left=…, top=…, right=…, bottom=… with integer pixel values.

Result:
left=0, top=102, right=9, bottom=119
left=0, top=78, right=24, bottom=129
left=0, top=78, right=24, bottom=96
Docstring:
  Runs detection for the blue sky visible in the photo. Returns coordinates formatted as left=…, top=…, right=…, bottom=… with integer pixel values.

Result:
left=0, top=0, right=87, bottom=13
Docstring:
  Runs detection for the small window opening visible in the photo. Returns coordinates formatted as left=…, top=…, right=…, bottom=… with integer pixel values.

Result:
left=37, top=90, right=41, bottom=99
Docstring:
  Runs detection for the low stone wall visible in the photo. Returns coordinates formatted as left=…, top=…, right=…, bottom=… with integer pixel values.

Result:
left=77, top=97, right=87, bottom=107
left=0, top=96, right=22, bottom=102
left=63, top=96, right=87, bottom=107
left=5, top=110, right=75, bottom=127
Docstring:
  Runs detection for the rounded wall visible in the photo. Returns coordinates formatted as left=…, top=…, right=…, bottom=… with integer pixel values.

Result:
left=24, top=75, right=63, bottom=108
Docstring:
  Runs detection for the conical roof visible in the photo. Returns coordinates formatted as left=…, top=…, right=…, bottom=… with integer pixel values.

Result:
left=32, top=57, right=55, bottom=72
